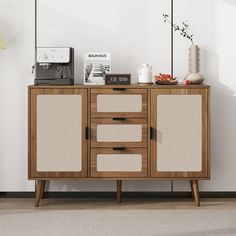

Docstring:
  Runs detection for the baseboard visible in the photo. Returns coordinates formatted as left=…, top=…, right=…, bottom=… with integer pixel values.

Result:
left=1, top=191, right=236, bottom=198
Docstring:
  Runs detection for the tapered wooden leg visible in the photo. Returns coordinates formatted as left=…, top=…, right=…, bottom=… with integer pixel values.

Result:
left=191, top=180, right=200, bottom=207
left=190, top=180, right=195, bottom=200
left=40, top=180, right=46, bottom=199
left=116, top=180, right=122, bottom=203
left=35, top=180, right=45, bottom=207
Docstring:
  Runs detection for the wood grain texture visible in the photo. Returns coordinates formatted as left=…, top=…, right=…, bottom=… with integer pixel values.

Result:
left=28, top=85, right=210, bottom=182
left=29, top=84, right=210, bottom=89
left=147, top=88, right=151, bottom=178
left=91, top=88, right=148, bottom=118
left=28, top=177, right=210, bottom=181
left=35, top=180, right=46, bottom=207
left=87, top=88, right=92, bottom=178
left=150, top=88, right=210, bottom=179
left=40, top=181, right=46, bottom=199
left=191, top=180, right=200, bottom=207
left=190, top=181, right=195, bottom=201
left=28, top=88, right=32, bottom=181
left=91, top=118, right=148, bottom=147
left=91, top=148, right=148, bottom=178
left=29, top=88, right=88, bottom=178
left=207, top=89, right=211, bottom=179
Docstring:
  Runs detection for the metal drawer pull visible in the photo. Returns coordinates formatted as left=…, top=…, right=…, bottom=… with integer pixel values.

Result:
left=113, top=147, right=126, bottom=151
left=112, top=117, right=126, bottom=121
left=113, top=88, right=126, bottom=91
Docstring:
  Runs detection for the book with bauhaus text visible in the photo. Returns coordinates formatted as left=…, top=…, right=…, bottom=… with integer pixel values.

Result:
left=84, top=53, right=111, bottom=85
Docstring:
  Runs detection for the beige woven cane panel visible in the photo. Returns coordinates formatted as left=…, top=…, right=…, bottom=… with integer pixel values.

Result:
left=157, top=95, right=202, bottom=172
left=97, top=125, right=142, bottom=142
left=97, top=95, right=142, bottom=112
left=97, top=154, right=142, bottom=172
left=37, top=95, right=82, bottom=171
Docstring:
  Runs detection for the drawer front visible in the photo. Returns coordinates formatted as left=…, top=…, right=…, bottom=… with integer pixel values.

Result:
left=91, top=118, right=148, bottom=147
left=91, top=88, right=148, bottom=117
left=91, top=148, right=147, bottom=177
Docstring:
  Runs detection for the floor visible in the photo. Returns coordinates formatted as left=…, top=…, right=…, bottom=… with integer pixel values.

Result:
left=1, top=198, right=236, bottom=236
left=1, top=198, right=236, bottom=211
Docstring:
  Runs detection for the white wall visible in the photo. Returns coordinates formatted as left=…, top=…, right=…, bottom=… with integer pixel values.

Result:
left=0, top=0, right=235, bottom=192
left=37, top=0, right=171, bottom=83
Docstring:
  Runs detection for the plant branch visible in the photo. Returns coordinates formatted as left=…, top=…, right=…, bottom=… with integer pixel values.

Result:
left=163, top=14, right=195, bottom=45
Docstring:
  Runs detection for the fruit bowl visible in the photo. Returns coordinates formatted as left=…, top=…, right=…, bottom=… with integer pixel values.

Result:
left=154, top=74, right=178, bottom=85
left=155, top=80, right=178, bottom=85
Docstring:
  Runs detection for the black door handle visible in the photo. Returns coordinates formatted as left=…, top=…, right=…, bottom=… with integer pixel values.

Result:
left=113, top=147, right=126, bottom=151
left=112, top=117, right=126, bottom=121
left=86, top=127, right=89, bottom=139
left=150, top=127, right=153, bottom=140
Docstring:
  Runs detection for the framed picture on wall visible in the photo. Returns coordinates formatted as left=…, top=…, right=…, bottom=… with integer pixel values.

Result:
left=84, top=53, right=111, bottom=85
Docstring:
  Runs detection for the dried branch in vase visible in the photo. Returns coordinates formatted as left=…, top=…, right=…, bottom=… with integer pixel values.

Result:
left=163, top=14, right=195, bottom=45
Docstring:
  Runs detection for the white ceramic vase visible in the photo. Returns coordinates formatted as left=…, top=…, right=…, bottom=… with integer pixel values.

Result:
left=185, top=45, right=204, bottom=84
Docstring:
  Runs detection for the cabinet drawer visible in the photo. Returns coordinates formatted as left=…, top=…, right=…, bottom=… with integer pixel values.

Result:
left=91, top=88, right=148, bottom=117
left=91, top=148, right=147, bottom=178
left=91, top=118, right=148, bottom=147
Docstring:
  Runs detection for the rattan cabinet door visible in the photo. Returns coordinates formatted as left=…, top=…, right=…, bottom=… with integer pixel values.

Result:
left=150, top=88, right=209, bottom=178
left=29, top=88, right=88, bottom=178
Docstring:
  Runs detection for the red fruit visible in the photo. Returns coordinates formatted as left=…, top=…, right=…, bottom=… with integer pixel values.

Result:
left=156, top=73, right=174, bottom=81
left=184, top=80, right=190, bottom=85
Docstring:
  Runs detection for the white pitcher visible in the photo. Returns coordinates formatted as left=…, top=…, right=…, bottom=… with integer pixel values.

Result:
left=138, top=64, right=153, bottom=84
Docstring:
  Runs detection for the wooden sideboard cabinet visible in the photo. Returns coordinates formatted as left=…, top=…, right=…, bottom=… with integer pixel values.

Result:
left=28, top=85, right=210, bottom=207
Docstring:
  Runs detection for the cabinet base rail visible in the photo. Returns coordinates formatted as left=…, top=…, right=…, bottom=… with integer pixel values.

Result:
left=35, top=180, right=200, bottom=207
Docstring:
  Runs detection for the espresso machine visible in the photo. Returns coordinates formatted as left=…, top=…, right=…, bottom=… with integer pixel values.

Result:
left=34, top=47, right=74, bottom=85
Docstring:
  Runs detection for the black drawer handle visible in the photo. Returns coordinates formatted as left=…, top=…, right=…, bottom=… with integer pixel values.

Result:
left=113, top=147, right=126, bottom=151
left=113, top=88, right=126, bottom=91
left=113, top=117, right=126, bottom=121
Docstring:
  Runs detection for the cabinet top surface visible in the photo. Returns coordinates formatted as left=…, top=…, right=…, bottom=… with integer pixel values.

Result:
left=28, top=84, right=210, bottom=89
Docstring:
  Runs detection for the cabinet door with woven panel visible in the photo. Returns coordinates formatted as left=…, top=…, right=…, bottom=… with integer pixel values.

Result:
left=150, top=88, right=210, bottom=178
left=29, top=88, right=88, bottom=178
